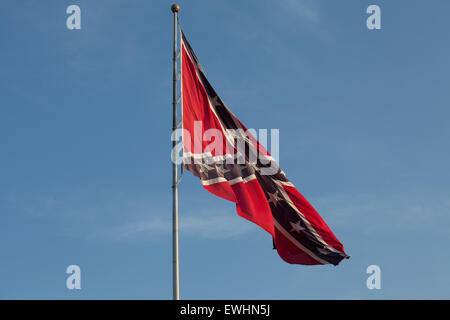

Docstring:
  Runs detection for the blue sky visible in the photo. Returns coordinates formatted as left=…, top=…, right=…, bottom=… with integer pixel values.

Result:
left=1, top=0, right=449, bottom=299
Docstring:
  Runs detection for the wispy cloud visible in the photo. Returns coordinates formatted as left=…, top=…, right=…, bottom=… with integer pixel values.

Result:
left=281, top=0, right=320, bottom=22
left=94, top=191, right=450, bottom=243
left=1, top=188, right=256, bottom=241
left=313, top=192, right=450, bottom=235
left=92, top=212, right=255, bottom=242
left=5, top=187, right=449, bottom=243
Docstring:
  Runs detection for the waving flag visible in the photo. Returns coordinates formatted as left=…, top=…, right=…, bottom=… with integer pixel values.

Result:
left=180, top=31, right=349, bottom=265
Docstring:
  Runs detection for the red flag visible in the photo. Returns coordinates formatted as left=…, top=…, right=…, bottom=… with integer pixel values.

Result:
left=180, top=31, right=349, bottom=265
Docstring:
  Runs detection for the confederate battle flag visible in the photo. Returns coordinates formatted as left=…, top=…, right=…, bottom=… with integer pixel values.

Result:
left=180, top=31, right=349, bottom=266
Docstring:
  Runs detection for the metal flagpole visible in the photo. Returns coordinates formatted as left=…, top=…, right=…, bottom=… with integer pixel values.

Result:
left=171, top=3, right=180, bottom=301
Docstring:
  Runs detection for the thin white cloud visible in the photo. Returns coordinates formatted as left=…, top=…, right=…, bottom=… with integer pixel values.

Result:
left=1, top=188, right=255, bottom=241
left=312, top=192, right=450, bottom=234
left=94, top=212, right=255, bottom=242
left=7, top=187, right=449, bottom=242
left=281, top=0, right=320, bottom=22
left=94, top=191, right=450, bottom=243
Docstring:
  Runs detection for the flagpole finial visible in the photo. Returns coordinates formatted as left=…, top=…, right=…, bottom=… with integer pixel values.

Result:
left=171, top=4, right=180, bottom=13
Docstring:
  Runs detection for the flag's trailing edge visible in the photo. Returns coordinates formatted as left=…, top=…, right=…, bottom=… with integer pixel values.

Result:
left=180, top=30, right=349, bottom=266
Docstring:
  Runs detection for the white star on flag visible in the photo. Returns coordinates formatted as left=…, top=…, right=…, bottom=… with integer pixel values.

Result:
left=317, top=247, right=329, bottom=255
left=198, top=164, right=215, bottom=177
left=216, top=164, right=230, bottom=176
left=267, top=190, right=283, bottom=207
left=289, top=221, right=305, bottom=233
